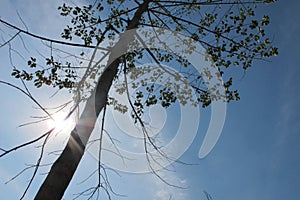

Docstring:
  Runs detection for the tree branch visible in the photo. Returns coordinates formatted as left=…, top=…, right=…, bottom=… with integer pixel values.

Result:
left=0, top=19, right=109, bottom=51
left=0, top=128, right=54, bottom=158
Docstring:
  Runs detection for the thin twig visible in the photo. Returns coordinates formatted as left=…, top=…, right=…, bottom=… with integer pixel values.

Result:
left=0, top=128, right=54, bottom=158
left=0, top=31, right=20, bottom=48
left=20, top=133, right=51, bottom=200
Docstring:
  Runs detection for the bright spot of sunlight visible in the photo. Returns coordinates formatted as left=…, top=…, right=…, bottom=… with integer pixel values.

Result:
left=47, top=111, right=76, bottom=136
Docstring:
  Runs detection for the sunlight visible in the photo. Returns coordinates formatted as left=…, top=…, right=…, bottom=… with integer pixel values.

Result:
left=47, top=111, right=76, bottom=136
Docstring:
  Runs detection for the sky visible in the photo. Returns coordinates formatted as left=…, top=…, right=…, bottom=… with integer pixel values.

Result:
left=0, top=0, right=300, bottom=200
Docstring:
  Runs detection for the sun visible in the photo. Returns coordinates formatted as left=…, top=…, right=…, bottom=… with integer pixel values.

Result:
left=47, top=111, right=76, bottom=136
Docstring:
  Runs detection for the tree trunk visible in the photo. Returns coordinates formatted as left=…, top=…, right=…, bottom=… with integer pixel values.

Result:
left=35, top=1, right=151, bottom=199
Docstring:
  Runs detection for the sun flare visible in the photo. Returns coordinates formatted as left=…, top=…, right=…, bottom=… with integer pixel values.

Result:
left=47, top=111, right=75, bottom=136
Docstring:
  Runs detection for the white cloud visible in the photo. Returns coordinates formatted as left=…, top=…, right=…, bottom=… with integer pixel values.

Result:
left=150, top=171, right=190, bottom=200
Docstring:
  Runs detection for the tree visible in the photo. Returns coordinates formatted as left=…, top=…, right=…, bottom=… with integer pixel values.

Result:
left=0, top=0, right=278, bottom=199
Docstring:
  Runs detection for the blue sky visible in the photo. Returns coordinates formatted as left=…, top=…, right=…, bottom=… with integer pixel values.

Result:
left=0, top=0, right=300, bottom=200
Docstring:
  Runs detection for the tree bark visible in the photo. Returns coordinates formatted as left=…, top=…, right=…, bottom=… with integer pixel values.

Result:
left=35, top=1, right=151, bottom=199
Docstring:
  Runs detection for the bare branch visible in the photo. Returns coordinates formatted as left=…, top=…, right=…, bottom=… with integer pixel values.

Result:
left=0, top=128, right=54, bottom=158
left=0, top=31, right=20, bottom=48
left=0, top=80, right=53, bottom=119
left=0, top=19, right=109, bottom=51
left=20, top=133, right=50, bottom=199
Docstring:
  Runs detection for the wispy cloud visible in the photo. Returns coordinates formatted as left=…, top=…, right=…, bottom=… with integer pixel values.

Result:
left=150, top=171, right=189, bottom=200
